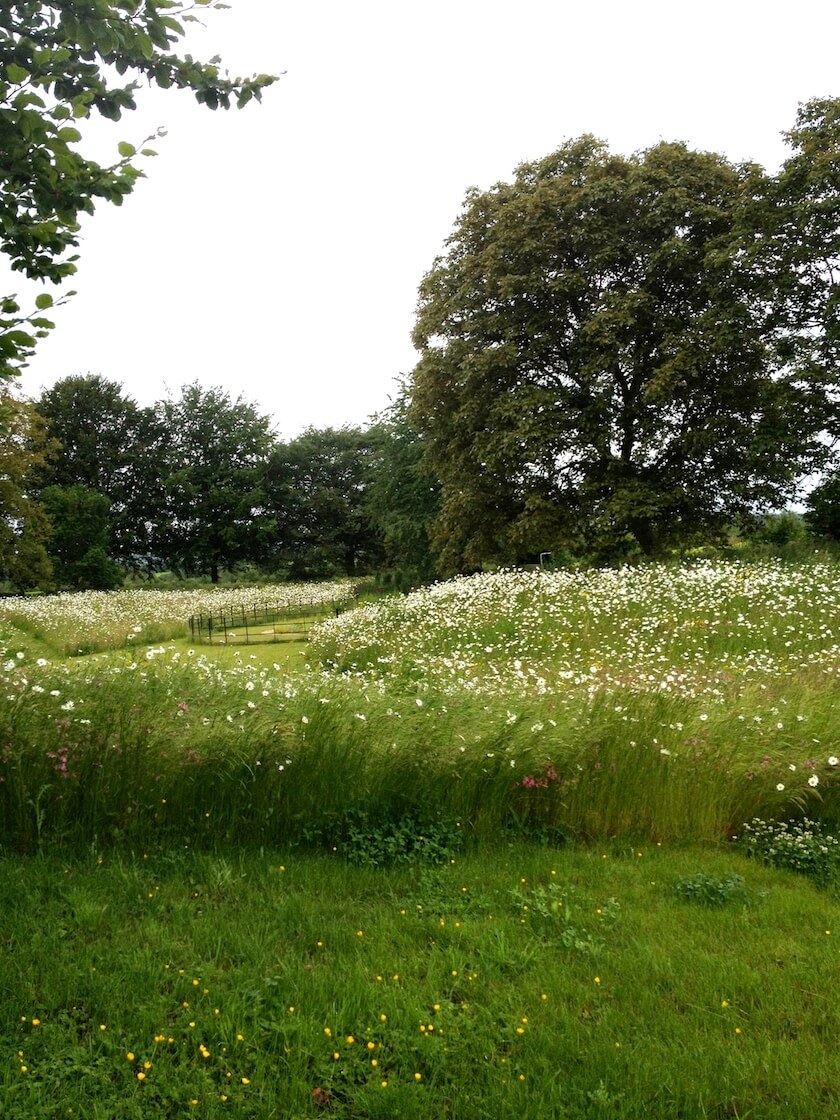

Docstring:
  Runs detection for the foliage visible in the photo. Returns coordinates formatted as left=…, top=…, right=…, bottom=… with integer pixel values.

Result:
left=266, top=426, right=385, bottom=579
left=36, top=374, right=161, bottom=565
left=0, top=1, right=276, bottom=380
left=409, top=115, right=838, bottom=573
left=764, top=98, right=840, bottom=410
left=741, top=510, right=808, bottom=548
left=40, top=483, right=123, bottom=589
left=804, top=472, right=840, bottom=541
left=19, top=374, right=442, bottom=581
left=37, top=375, right=148, bottom=491
left=365, top=388, right=440, bottom=581
left=738, top=817, right=840, bottom=888
left=154, top=383, right=276, bottom=583
left=342, top=811, right=464, bottom=868
left=0, top=392, right=56, bottom=589
left=509, top=879, right=620, bottom=952
left=673, top=872, right=747, bottom=907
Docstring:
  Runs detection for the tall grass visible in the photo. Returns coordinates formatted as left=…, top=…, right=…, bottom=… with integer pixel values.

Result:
left=2, top=560, right=840, bottom=853
left=1, top=649, right=838, bottom=853
left=2, top=580, right=356, bottom=656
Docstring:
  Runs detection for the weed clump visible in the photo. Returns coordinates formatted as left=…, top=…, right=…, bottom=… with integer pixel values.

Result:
left=737, top=817, right=840, bottom=888
left=673, top=871, right=747, bottom=907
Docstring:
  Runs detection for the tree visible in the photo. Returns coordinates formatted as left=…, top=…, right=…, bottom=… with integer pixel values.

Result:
left=40, top=483, right=123, bottom=589
left=37, top=374, right=145, bottom=492
left=762, top=97, right=840, bottom=421
left=804, top=474, right=840, bottom=542
left=0, top=393, right=56, bottom=589
left=153, top=383, right=275, bottom=583
left=366, top=388, right=439, bottom=580
left=409, top=131, right=832, bottom=573
left=266, top=427, right=384, bottom=579
left=36, top=374, right=162, bottom=564
left=0, top=1, right=276, bottom=380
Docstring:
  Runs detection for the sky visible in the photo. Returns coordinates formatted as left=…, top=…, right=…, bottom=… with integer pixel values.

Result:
left=11, top=0, right=840, bottom=438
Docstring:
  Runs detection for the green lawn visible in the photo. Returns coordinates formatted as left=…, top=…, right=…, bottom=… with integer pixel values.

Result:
left=3, top=844, right=839, bottom=1119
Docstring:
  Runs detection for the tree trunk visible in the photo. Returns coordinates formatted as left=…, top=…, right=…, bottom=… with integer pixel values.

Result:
left=628, top=517, right=660, bottom=558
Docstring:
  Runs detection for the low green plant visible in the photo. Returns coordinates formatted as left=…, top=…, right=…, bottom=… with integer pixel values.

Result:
left=508, top=880, right=620, bottom=953
left=341, top=811, right=464, bottom=867
left=737, top=817, right=840, bottom=887
left=673, top=871, right=747, bottom=907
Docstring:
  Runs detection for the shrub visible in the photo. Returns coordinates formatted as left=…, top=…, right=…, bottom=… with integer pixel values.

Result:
left=737, top=817, right=840, bottom=887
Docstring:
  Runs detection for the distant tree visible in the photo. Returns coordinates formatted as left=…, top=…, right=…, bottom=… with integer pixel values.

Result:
left=409, top=126, right=834, bottom=573
left=154, top=383, right=275, bottom=583
left=366, top=389, right=439, bottom=580
left=805, top=475, right=840, bottom=542
left=0, top=394, right=55, bottom=589
left=36, top=374, right=163, bottom=564
left=0, top=1, right=276, bottom=381
left=266, top=427, right=384, bottom=579
left=745, top=510, right=808, bottom=548
left=37, top=374, right=143, bottom=491
left=40, top=483, right=123, bottom=589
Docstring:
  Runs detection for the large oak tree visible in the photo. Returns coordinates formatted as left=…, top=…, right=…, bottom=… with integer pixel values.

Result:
left=410, top=115, right=837, bottom=572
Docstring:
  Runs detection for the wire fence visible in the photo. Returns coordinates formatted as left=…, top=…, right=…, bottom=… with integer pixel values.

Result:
left=188, top=599, right=344, bottom=645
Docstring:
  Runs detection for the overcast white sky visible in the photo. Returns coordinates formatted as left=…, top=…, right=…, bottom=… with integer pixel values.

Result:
left=11, top=0, right=840, bottom=437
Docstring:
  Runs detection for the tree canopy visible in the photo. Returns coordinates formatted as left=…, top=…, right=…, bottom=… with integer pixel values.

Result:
left=36, top=373, right=160, bottom=563
left=365, top=390, right=439, bottom=580
left=266, top=427, right=384, bottom=580
left=409, top=108, right=840, bottom=572
left=40, top=482, right=123, bottom=589
left=153, top=383, right=276, bottom=583
left=0, top=392, right=56, bottom=589
left=0, top=1, right=276, bottom=380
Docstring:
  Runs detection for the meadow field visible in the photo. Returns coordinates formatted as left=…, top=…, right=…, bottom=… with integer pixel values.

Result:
left=3, top=560, right=840, bottom=1117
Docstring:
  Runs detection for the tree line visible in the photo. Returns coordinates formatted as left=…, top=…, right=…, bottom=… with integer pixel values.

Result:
left=1, top=366, right=837, bottom=593
left=0, top=374, right=439, bottom=590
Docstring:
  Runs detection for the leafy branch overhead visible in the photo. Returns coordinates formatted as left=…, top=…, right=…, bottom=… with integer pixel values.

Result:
left=0, top=0, right=277, bottom=378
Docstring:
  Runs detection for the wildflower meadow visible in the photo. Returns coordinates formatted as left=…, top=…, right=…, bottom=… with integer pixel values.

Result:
left=3, top=560, right=840, bottom=1118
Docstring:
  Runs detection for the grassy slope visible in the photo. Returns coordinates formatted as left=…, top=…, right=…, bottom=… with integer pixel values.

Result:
left=3, top=844, right=840, bottom=1119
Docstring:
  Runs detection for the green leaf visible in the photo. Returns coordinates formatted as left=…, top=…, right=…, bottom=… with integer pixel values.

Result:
left=117, top=140, right=136, bottom=158
left=6, top=64, right=30, bottom=84
left=5, top=330, right=35, bottom=347
left=35, top=293, right=54, bottom=310
left=135, top=31, right=155, bottom=59
left=14, top=91, right=47, bottom=110
left=58, top=127, right=83, bottom=143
